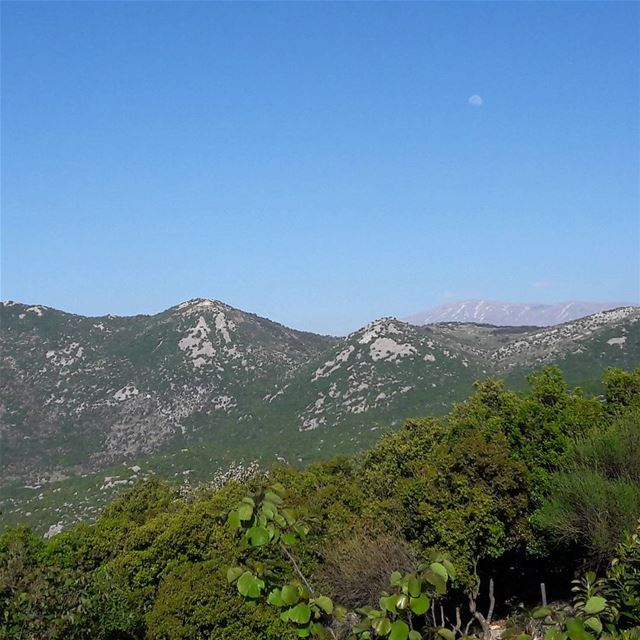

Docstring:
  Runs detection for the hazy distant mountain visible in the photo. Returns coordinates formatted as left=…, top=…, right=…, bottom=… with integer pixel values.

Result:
left=405, top=300, right=635, bottom=327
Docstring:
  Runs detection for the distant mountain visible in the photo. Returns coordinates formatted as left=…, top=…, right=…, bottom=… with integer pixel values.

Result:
left=1, top=298, right=639, bottom=532
left=405, top=300, right=635, bottom=327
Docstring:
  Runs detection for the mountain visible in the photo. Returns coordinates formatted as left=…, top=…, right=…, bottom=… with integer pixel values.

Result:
left=0, top=299, right=336, bottom=483
left=405, top=300, right=633, bottom=327
left=1, top=299, right=639, bottom=532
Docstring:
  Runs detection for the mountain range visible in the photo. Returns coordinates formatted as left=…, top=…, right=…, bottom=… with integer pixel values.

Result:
left=405, top=300, right=633, bottom=327
left=1, top=298, right=639, bottom=532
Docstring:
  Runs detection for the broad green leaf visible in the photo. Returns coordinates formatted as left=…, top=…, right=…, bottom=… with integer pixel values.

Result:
left=288, top=603, right=312, bottom=624
left=238, top=503, right=253, bottom=521
left=282, top=508, right=297, bottom=525
left=241, top=497, right=255, bottom=507
left=281, top=584, right=300, bottom=606
left=410, top=594, right=430, bottom=615
left=389, top=620, right=410, bottom=640
left=373, top=617, right=392, bottom=636
left=281, top=532, right=298, bottom=546
left=409, top=632, right=422, bottom=640
left=533, top=606, right=553, bottom=619
left=408, top=575, right=422, bottom=597
left=262, top=505, right=275, bottom=519
left=437, top=628, right=455, bottom=640
left=430, top=562, right=449, bottom=582
left=226, top=566, right=243, bottom=584
left=227, top=510, right=241, bottom=529
left=380, top=594, right=397, bottom=614
left=442, top=559, right=457, bottom=581
left=584, top=596, right=606, bottom=615
left=268, top=588, right=284, bottom=606
left=584, top=618, right=602, bottom=634
left=566, top=618, right=594, bottom=640
left=396, top=593, right=409, bottom=610
left=312, top=595, right=333, bottom=615
left=237, top=571, right=262, bottom=599
left=265, top=491, right=283, bottom=504
left=270, top=482, right=286, bottom=497
left=247, top=526, right=270, bottom=547
left=390, top=571, right=402, bottom=586
left=426, top=571, right=447, bottom=595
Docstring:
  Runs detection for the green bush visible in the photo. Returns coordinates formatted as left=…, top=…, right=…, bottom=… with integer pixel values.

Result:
left=534, top=409, right=640, bottom=564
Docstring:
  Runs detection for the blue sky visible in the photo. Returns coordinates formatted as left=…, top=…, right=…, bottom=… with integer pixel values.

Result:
left=2, top=1, right=638, bottom=335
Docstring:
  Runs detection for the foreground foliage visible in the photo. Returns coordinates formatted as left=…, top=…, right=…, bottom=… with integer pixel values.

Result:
left=1, top=367, right=639, bottom=639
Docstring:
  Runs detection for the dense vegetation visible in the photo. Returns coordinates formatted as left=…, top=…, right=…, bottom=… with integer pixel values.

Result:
left=1, top=366, right=639, bottom=639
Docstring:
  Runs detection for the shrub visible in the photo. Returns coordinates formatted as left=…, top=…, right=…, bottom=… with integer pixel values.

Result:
left=317, top=534, right=418, bottom=610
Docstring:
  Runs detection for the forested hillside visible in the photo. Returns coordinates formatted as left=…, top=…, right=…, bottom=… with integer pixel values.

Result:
left=2, top=300, right=638, bottom=534
left=2, top=367, right=639, bottom=639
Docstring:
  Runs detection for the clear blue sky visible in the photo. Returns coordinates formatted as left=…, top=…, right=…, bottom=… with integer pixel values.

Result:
left=2, top=1, right=638, bottom=335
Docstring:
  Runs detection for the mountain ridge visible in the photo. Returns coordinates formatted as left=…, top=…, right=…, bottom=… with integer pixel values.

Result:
left=405, top=299, right=635, bottom=327
left=1, top=298, right=639, bottom=531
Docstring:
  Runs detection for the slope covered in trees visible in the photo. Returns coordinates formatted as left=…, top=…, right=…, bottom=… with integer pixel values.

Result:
left=1, top=367, right=639, bottom=639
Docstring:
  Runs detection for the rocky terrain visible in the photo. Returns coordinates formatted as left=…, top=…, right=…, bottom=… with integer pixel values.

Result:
left=1, top=298, right=639, bottom=532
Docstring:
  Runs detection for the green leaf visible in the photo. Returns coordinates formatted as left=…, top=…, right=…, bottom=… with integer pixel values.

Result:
left=227, top=510, right=241, bottom=529
left=270, top=482, right=287, bottom=497
left=430, top=562, right=449, bottom=583
left=380, top=595, right=397, bottom=614
left=265, top=491, right=283, bottom=504
left=584, top=618, right=602, bottom=634
left=389, top=571, right=402, bottom=586
left=533, top=606, right=553, bottom=619
left=566, top=618, right=594, bottom=640
left=410, top=594, right=430, bottom=615
left=442, top=559, right=457, bottom=581
left=262, top=505, right=275, bottom=519
left=312, top=595, right=333, bottom=615
left=247, top=526, right=270, bottom=547
left=437, top=628, right=455, bottom=640
left=226, top=566, right=243, bottom=584
left=281, top=584, right=300, bottom=606
left=409, top=632, right=422, bottom=640
left=282, top=508, right=296, bottom=525
left=584, top=596, right=606, bottom=615
left=389, top=620, right=410, bottom=640
left=396, top=593, right=409, bottom=610
left=238, top=503, right=254, bottom=521
left=288, top=603, right=312, bottom=624
left=426, top=571, right=447, bottom=595
left=408, top=575, right=422, bottom=598
left=373, top=617, right=392, bottom=636
left=268, top=589, right=284, bottom=606
left=241, top=496, right=255, bottom=507
left=237, top=571, right=263, bottom=599
left=281, top=532, right=298, bottom=546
